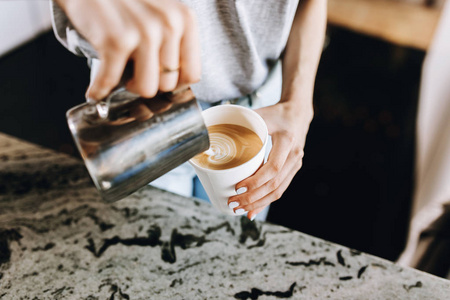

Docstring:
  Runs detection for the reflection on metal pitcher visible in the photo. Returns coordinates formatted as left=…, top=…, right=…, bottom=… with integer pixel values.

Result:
left=67, top=88, right=209, bottom=202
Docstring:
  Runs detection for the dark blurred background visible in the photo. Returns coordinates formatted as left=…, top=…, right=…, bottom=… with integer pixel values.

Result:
left=0, top=0, right=443, bottom=266
left=268, top=27, right=422, bottom=262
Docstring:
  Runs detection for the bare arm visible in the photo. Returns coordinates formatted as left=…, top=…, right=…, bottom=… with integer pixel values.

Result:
left=228, top=0, right=328, bottom=220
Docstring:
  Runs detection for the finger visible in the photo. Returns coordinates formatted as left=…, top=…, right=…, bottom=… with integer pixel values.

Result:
left=159, top=30, right=181, bottom=92
left=87, top=50, right=129, bottom=100
left=247, top=206, right=266, bottom=221
left=178, top=7, right=201, bottom=87
left=127, top=34, right=161, bottom=98
left=84, top=1, right=139, bottom=101
left=235, top=132, right=294, bottom=193
left=229, top=156, right=291, bottom=209
left=229, top=150, right=303, bottom=210
left=120, top=0, right=163, bottom=98
left=241, top=166, right=295, bottom=214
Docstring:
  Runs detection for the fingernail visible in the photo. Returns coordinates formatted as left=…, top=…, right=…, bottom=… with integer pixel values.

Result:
left=250, top=215, right=257, bottom=221
left=236, top=187, right=247, bottom=195
left=228, top=202, right=239, bottom=209
left=235, top=208, right=247, bottom=215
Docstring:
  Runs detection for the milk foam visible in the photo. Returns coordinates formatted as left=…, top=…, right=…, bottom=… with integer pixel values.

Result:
left=192, top=124, right=262, bottom=170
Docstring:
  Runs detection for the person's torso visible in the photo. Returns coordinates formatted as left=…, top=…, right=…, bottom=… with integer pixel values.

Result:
left=182, top=0, right=299, bottom=102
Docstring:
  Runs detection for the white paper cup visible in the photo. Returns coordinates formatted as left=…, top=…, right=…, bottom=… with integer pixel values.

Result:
left=189, top=105, right=268, bottom=215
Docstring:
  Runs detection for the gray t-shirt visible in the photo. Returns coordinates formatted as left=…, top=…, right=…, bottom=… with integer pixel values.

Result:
left=51, top=0, right=299, bottom=102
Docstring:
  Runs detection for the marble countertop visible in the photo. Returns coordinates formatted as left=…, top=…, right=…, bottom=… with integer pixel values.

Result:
left=0, top=132, right=449, bottom=299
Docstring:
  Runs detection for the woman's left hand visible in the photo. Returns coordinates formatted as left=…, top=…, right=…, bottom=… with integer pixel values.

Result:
left=226, top=0, right=326, bottom=221
left=227, top=101, right=313, bottom=220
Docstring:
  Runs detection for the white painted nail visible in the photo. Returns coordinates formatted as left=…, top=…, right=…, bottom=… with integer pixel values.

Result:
left=236, top=187, right=247, bottom=195
left=250, top=215, right=257, bottom=221
left=228, top=202, right=239, bottom=209
left=235, top=208, right=247, bottom=215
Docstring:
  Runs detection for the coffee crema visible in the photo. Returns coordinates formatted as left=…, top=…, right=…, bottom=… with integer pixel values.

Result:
left=191, top=124, right=263, bottom=170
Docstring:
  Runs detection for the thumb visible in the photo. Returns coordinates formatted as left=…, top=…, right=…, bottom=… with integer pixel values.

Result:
left=254, top=105, right=281, bottom=131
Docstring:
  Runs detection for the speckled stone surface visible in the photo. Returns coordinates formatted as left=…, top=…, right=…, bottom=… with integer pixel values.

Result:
left=0, top=132, right=449, bottom=300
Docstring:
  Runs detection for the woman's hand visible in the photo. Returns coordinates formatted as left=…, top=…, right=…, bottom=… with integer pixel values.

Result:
left=227, top=102, right=313, bottom=220
left=56, top=0, right=201, bottom=100
left=228, top=0, right=327, bottom=221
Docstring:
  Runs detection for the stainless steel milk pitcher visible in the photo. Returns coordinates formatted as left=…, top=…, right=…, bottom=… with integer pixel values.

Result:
left=67, top=87, right=209, bottom=202
left=62, top=25, right=208, bottom=202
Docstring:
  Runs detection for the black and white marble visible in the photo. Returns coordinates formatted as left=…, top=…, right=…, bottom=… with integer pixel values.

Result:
left=0, top=133, right=449, bottom=299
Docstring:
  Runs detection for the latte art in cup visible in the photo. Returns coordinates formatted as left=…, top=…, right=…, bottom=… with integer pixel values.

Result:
left=191, top=124, right=263, bottom=170
left=189, top=105, right=268, bottom=215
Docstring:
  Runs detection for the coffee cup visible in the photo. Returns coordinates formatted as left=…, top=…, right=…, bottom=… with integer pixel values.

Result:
left=189, top=105, right=268, bottom=215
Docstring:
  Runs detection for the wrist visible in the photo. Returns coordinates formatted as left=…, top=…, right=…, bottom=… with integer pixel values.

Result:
left=278, top=97, right=314, bottom=127
left=280, top=83, right=314, bottom=121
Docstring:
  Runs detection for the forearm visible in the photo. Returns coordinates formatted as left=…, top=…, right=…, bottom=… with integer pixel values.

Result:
left=281, top=0, right=327, bottom=116
left=227, top=0, right=327, bottom=219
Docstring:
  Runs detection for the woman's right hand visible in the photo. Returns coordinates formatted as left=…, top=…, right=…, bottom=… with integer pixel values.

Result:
left=56, top=0, right=201, bottom=101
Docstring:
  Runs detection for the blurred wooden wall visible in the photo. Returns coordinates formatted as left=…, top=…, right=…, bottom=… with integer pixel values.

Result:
left=396, top=0, right=445, bottom=8
left=327, top=0, right=444, bottom=50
